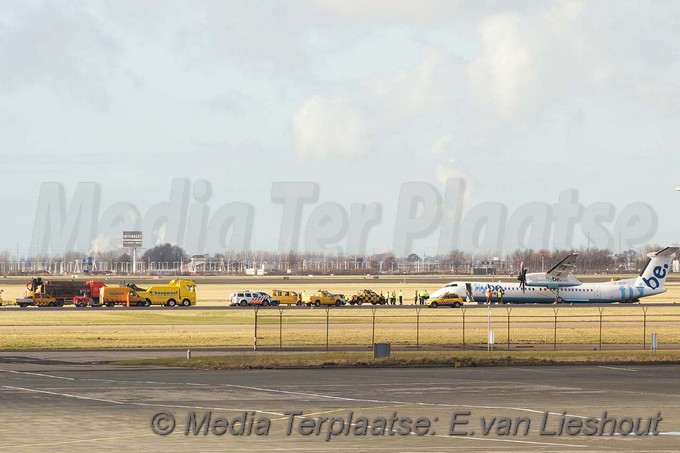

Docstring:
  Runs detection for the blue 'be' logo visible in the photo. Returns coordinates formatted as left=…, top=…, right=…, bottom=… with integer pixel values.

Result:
left=643, top=264, right=669, bottom=290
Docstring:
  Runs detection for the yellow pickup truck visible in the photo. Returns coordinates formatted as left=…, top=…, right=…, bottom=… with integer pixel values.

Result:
left=304, top=290, right=344, bottom=307
left=16, top=293, right=59, bottom=307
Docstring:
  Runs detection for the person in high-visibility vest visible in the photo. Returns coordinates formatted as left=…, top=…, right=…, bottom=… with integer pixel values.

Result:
left=390, top=291, right=396, bottom=305
left=498, top=287, right=504, bottom=304
left=485, top=288, right=491, bottom=304
left=399, top=290, right=403, bottom=305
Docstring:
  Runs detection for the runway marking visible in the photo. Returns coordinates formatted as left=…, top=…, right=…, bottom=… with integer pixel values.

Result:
left=1, top=385, right=286, bottom=417
left=0, top=369, right=75, bottom=380
left=598, top=365, right=637, bottom=372
left=3, top=386, right=125, bottom=405
left=217, top=382, right=594, bottom=420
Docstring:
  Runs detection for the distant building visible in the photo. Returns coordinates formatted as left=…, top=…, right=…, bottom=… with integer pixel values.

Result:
left=245, top=263, right=275, bottom=276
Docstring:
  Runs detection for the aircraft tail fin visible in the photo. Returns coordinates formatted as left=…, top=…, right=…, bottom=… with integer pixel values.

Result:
left=634, top=246, right=679, bottom=291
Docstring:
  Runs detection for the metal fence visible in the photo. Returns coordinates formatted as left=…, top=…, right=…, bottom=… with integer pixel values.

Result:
left=245, top=306, right=680, bottom=352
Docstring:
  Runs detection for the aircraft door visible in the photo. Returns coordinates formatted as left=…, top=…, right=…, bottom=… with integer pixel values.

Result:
left=465, top=283, right=473, bottom=302
left=594, top=286, right=601, bottom=300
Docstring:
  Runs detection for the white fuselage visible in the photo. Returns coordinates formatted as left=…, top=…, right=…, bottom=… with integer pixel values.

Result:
left=431, top=279, right=665, bottom=304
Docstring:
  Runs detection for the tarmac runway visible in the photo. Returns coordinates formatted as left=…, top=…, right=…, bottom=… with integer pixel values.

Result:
left=1, top=351, right=679, bottom=451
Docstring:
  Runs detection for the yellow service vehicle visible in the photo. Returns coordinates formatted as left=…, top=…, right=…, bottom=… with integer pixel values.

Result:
left=15, top=293, right=58, bottom=308
left=348, top=289, right=386, bottom=305
left=272, top=289, right=302, bottom=305
left=427, top=293, right=464, bottom=308
left=100, top=286, right=147, bottom=307
left=304, top=290, right=343, bottom=307
left=135, top=280, right=197, bottom=307
left=0, top=289, right=13, bottom=306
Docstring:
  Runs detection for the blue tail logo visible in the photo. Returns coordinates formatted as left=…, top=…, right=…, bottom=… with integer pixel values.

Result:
left=642, top=264, right=669, bottom=290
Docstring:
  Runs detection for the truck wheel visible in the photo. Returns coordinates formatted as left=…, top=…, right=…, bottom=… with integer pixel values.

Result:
left=430, top=302, right=438, bottom=308
left=240, top=300, right=247, bottom=306
left=137, top=301, right=145, bottom=307
left=181, top=299, right=191, bottom=307
left=379, top=300, right=386, bottom=305
left=145, top=300, right=151, bottom=307
left=272, top=301, right=279, bottom=306
left=335, top=300, right=341, bottom=306
left=106, top=302, right=115, bottom=308
left=167, top=299, right=177, bottom=307
left=453, top=302, right=461, bottom=308
left=56, top=300, right=64, bottom=307
left=19, top=303, right=27, bottom=308
left=48, top=302, right=55, bottom=307
left=314, top=300, right=321, bottom=307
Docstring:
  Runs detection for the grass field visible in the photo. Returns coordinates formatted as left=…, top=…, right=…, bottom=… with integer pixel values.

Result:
left=1, top=305, right=680, bottom=350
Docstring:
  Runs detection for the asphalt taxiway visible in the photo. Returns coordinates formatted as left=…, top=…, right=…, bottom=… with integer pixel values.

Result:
left=1, top=351, right=679, bottom=451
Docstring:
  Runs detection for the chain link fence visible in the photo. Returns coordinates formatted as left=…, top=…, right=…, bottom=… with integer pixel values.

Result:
left=247, top=306, right=680, bottom=352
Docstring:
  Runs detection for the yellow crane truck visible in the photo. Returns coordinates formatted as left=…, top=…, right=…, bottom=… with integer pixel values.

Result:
left=133, top=279, right=197, bottom=307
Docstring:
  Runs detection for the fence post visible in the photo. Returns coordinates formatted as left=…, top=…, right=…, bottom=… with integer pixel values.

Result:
left=642, top=307, right=648, bottom=350
left=461, top=308, right=466, bottom=351
left=506, top=307, right=512, bottom=351
left=416, top=307, right=422, bottom=350
left=253, top=306, right=259, bottom=351
left=325, top=307, right=330, bottom=351
left=553, top=307, right=559, bottom=351
left=371, top=308, right=377, bottom=349
left=278, top=308, right=283, bottom=351
left=598, top=307, right=604, bottom=350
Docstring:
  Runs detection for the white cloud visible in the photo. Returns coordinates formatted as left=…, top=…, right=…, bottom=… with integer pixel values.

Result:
left=468, top=13, right=536, bottom=118
left=293, top=95, right=370, bottom=159
left=367, top=48, right=455, bottom=116
left=89, top=234, right=118, bottom=253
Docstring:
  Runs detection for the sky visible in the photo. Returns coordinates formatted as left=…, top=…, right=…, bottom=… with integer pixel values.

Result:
left=2, top=0, right=680, bottom=258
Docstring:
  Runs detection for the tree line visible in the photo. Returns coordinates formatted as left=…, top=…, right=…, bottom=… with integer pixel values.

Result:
left=4, top=243, right=672, bottom=275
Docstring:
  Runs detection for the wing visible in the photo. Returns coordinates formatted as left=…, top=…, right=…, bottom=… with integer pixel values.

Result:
left=546, top=253, right=579, bottom=278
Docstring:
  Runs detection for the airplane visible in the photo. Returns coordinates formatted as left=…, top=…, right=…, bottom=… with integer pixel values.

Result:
left=430, top=246, right=678, bottom=304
